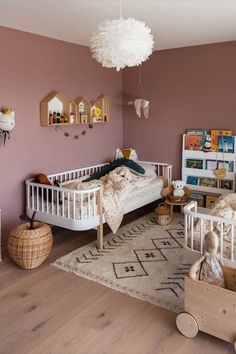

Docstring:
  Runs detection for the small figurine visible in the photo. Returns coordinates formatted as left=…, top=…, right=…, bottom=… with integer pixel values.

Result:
left=202, top=134, right=211, bottom=152
left=0, top=108, right=15, bottom=146
left=172, top=180, right=185, bottom=197
left=189, top=231, right=225, bottom=288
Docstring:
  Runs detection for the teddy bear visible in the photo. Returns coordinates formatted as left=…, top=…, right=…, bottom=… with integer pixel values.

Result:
left=172, top=180, right=185, bottom=197
left=189, top=231, right=225, bottom=288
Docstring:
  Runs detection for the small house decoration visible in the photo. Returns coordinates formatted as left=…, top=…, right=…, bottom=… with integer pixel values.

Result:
left=97, top=95, right=109, bottom=122
left=91, top=99, right=103, bottom=123
left=0, top=108, right=15, bottom=145
left=40, top=92, right=109, bottom=126
left=40, top=91, right=71, bottom=126
left=74, top=96, right=91, bottom=124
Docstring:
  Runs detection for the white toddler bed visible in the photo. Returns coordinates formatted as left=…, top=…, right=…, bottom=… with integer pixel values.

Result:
left=184, top=199, right=236, bottom=265
left=26, top=161, right=172, bottom=249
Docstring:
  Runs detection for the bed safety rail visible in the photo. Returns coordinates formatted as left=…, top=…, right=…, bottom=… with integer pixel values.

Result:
left=184, top=201, right=236, bottom=265
left=26, top=161, right=172, bottom=249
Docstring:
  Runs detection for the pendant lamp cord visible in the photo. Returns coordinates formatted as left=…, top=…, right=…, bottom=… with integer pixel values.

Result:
left=135, top=66, right=146, bottom=99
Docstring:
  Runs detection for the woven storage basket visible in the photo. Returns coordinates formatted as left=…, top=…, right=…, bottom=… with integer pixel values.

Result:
left=8, top=222, right=53, bottom=269
left=154, top=202, right=171, bottom=226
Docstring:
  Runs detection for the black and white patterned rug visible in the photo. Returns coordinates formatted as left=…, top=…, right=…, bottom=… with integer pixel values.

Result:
left=53, top=213, right=199, bottom=313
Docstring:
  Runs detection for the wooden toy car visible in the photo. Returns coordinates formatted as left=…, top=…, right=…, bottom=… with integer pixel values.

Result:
left=176, top=267, right=236, bottom=351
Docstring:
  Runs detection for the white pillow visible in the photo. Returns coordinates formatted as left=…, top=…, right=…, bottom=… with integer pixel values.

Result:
left=135, top=162, right=157, bottom=177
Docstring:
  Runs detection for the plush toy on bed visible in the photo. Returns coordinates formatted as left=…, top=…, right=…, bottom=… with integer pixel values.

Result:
left=189, top=231, right=225, bottom=288
left=116, top=148, right=138, bottom=161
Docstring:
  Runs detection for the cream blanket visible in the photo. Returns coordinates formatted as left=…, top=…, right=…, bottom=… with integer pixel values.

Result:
left=61, top=166, right=158, bottom=233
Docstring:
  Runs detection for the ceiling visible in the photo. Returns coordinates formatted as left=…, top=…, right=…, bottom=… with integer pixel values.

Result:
left=0, top=0, right=236, bottom=50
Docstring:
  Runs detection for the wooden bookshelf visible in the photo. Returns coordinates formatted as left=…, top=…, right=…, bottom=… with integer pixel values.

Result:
left=182, top=134, right=236, bottom=196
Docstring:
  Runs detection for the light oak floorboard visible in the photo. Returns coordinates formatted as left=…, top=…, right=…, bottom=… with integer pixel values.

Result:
left=0, top=204, right=234, bottom=354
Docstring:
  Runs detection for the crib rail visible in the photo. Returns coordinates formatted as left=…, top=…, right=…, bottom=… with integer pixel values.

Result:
left=184, top=201, right=236, bottom=264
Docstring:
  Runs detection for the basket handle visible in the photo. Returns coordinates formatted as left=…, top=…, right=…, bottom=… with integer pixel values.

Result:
left=158, top=202, right=167, bottom=207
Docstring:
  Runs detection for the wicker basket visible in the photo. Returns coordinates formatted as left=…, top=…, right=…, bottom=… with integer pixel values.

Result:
left=154, top=202, right=171, bottom=226
left=8, top=222, right=53, bottom=269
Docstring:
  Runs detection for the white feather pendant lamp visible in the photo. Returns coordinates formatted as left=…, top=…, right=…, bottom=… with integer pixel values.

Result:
left=90, top=17, right=154, bottom=71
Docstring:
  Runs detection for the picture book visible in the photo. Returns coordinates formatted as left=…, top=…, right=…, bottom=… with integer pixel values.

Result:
left=218, top=135, right=234, bottom=153
left=210, top=129, right=233, bottom=152
left=186, top=159, right=203, bottom=169
left=218, top=161, right=234, bottom=173
left=185, top=135, right=201, bottom=151
left=186, top=129, right=207, bottom=149
left=186, top=176, right=199, bottom=185
left=189, top=193, right=205, bottom=207
left=220, top=179, right=233, bottom=190
left=206, top=160, right=217, bottom=170
left=200, top=177, right=217, bottom=188
left=205, top=194, right=220, bottom=209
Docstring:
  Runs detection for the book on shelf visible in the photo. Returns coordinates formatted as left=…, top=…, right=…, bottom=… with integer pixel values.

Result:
left=186, top=176, right=199, bottom=185
left=186, top=129, right=207, bottom=149
left=189, top=193, right=205, bottom=207
left=218, top=161, right=234, bottom=172
left=205, top=194, right=220, bottom=209
left=206, top=160, right=217, bottom=170
left=200, top=177, right=217, bottom=188
left=186, top=159, right=203, bottom=169
left=220, top=179, right=233, bottom=190
left=218, top=135, right=234, bottom=153
left=185, top=135, right=201, bottom=151
left=210, top=129, right=233, bottom=152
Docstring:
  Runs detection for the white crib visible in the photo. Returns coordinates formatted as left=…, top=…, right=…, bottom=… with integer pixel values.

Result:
left=26, top=161, right=172, bottom=249
left=184, top=201, right=236, bottom=265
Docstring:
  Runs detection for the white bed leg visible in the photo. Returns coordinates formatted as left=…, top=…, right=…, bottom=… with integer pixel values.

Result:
left=97, top=189, right=103, bottom=249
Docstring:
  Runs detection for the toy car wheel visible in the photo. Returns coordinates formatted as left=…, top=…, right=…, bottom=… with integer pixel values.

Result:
left=176, top=312, right=199, bottom=338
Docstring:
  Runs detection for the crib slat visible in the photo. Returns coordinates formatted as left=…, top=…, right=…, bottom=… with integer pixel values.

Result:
left=220, top=223, right=224, bottom=259
left=67, top=192, right=70, bottom=219
left=190, top=216, right=194, bottom=250
left=184, top=214, right=188, bottom=247
left=52, top=190, right=54, bottom=215
left=41, top=187, right=44, bottom=212
left=46, top=189, right=49, bottom=213
left=200, top=218, right=204, bottom=253
left=62, top=191, right=65, bottom=217
left=231, top=225, right=234, bottom=261
left=57, top=190, right=59, bottom=216
left=32, top=186, right=35, bottom=210
left=88, top=192, right=91, bottom=218
left=73, top=194, right=76, bottom=220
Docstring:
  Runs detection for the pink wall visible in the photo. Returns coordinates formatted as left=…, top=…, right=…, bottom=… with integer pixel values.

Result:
left=0, top=26, right=123, bottom=243
left=123, top=41, right=236, bottom=179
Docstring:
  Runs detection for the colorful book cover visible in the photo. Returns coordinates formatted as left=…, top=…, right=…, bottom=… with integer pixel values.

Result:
left=186, top=159, right=203, bottom=169
left=218, top=135, right=234, bottom=153
left=189, top=193, right=205, bottom=207
left=218, top=161, right=234, bottom=172
left=205, top=194, right=220, bottom=209
left=220, top=179, right=233, bottom=190
left=186, top=176, right=199, bottom=185
left=210, top=129, right=233, bottom=152
left=200, top=177, right=217, bottom=188
left=185, top=135, right=201, bottom=151
left=186, top=129, right=207, bottom=148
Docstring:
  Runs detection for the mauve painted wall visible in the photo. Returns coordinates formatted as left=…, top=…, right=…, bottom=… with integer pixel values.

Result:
left=0, top=26, right=122, bottom=243
left=123, top=41, right=236, bottom=179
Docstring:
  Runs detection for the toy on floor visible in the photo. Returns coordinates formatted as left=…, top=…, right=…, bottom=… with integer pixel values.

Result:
left=189, top=230, right=225, bottom=288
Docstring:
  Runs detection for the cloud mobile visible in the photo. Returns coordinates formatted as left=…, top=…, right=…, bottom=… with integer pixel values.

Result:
left=0, top=108, right=15, bottom=146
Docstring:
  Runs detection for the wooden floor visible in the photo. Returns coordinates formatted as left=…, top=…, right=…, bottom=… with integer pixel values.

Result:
left=0, top=205, right=234, bottom=354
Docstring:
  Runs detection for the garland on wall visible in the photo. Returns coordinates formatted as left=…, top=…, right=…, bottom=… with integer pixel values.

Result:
left=54, top=124, right=93, bottom=140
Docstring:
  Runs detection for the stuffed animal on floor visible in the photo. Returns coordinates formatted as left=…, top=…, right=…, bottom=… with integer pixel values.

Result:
left=189, top=231, right=225, bottom=288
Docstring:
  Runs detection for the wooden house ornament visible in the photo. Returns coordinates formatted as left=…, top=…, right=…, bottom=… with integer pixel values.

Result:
left=97, top=95, right=109, bottom=123
left=74, top=96, right=91, bottom=124
left=40, top=91, right=71, bottom=126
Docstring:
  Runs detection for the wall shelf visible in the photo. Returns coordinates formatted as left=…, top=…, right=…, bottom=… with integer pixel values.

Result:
left=40, top=92, right=109, bottom=127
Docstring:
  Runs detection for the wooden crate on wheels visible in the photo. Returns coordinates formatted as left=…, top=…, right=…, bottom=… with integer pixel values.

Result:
left=176, top=269, right=236, bottom=351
